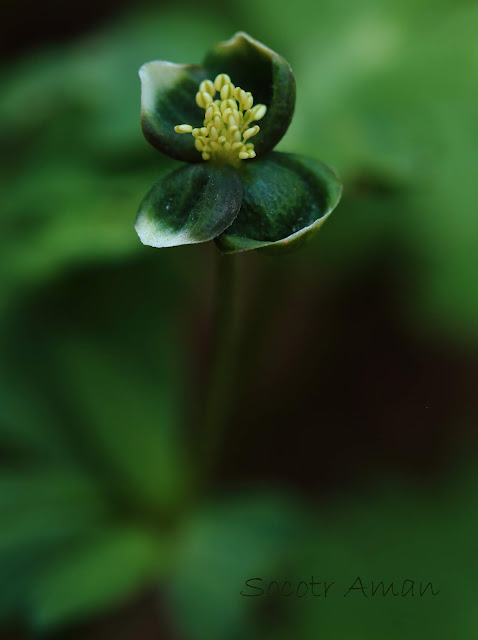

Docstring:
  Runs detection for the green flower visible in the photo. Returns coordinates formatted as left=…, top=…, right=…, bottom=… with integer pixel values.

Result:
left=136, top=32, right=342, bottom=254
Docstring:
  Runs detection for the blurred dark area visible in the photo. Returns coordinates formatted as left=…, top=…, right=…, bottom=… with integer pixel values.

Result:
left=2, top=1, right=125, bottom=61
left=1, top=0, right=200, bottom=61
left=222, top=253, right=478, bottom=493
left=1, top=0, right=478, bottom=638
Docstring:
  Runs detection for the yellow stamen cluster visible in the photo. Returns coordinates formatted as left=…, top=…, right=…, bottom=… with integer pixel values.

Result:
left=174, top=73, right=267, bottom=165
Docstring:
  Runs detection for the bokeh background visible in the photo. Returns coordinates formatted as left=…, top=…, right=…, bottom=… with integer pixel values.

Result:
left=1, top=0, right=478, bottom=637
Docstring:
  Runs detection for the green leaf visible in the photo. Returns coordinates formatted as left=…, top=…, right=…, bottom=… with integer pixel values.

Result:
left=216, top=152, right=342, bottom=254
left=136, top=162, right=243, bottom=248
left=0, top=506, right=106, bottom=564
left=0, top=552, right=47, bottom=622
left=140, top=61, right=207, bottom=162
left=0, top=469, right=109, bottom=622
left=0, top=374, right=76, bottom=461
left=0, top=469, right=104, bottom=518
left=170, top=493, right=305, bottom=640
left=28, top=527, right=163, bottom=631
left=204, top=32, right=296, bottom=157
left=52, top=337, right=189, bottom=513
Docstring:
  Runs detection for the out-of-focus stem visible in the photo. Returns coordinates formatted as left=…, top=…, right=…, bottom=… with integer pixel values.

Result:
left=200, top=252, right=239, bottom=481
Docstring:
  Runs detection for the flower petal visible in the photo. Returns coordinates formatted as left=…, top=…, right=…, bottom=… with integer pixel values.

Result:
left=203, top=32, right=296, bottom=157
left=136, top=163, right=243, bottom=248
left=215, top=152, right=342, bottom=254
left=139, top=61, right=208, bottom=162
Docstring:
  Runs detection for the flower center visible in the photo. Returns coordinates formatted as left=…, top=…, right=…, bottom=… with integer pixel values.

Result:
left=174, top=73, right=267, bottom=166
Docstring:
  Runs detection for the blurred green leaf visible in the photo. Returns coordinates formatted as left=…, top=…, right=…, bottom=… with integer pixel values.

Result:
left=170, top=492, right=306, bottom=640
left=51, top=336, right=190, bottom=513
left=0, top=468, right=105, bottom=516
left=0, top=481, right=107, bottom=560
left=28, top=526, right=163, bottom=631
left=0, top=469, right=110, bottom=621
left=167, top=463, right=478, bottom=640
left=279, top=476, right=478, bottom=640
left=0, top=373, right=78, bottom=461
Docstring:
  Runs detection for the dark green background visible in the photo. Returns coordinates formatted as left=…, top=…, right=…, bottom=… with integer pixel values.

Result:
left=1, top=0, right=477, bottom=638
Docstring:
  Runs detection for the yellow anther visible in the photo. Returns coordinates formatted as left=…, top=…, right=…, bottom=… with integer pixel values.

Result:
left=175, top=73, right=267, bottom=165
left=196, top=92, right=213, bottom=108
left=245, top=97, right=254, bottom=110
left=224, top=98, right=236, bottom=111
left=220, top=83, right=236, bottom=100
left=214, top=74, right=231, bottom=91
left=199, top=79, right=215, bottom=96
left=243, top=126, right=260, bottom=141
left=174, top=124, right=193, bottom=133
left=251, top=104, right=267, bottom=121
left=243, top=111, right=254, bottom=127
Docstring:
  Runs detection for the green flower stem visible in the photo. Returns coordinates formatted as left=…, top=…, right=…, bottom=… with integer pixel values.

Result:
left=200, top=252, right=240, bottom=480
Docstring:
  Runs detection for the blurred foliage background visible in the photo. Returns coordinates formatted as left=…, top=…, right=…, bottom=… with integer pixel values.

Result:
left=1, top=0, right=478, bottom=638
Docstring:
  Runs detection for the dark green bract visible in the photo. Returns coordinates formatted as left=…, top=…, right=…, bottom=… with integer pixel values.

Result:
left=216, top=153, right=342, bottom=254
left=136, top=164, right=242, bottom=247
left=136, top=32, right=342, bottom=253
